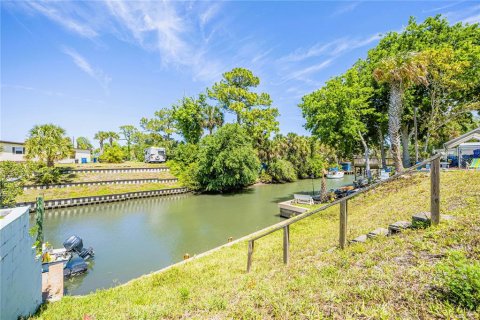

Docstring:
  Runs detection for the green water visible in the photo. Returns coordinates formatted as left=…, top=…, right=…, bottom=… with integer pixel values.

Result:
left=39, top=177, right=353, bottom=295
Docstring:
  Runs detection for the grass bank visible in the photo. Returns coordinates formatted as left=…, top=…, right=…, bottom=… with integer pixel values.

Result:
left=17, top=182, right=182, bottom=202
left=33, top=171, right=480, bottom=319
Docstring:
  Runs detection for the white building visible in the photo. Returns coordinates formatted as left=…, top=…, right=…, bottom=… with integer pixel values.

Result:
left=0, top=206, right=42, bottom=319
left=0, top=140, right=27, bottom=162
left=0, top=140, right=91, bottom=164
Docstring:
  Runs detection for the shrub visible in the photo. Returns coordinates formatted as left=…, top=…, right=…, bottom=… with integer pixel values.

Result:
left=267, top=159, right=297, bottom=183
left=34, top=166, right=63, bottom=185
left=435, top=251, right=480, bottom=310
left=195, top=124, right=260, bottom=192
left=0, top=161, right=26, bottom=207
left=99, top=144, right=125, bottom=163
left=172, top=143, right=199, bottom=166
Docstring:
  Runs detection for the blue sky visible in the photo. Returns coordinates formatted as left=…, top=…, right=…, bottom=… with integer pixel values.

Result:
left=1, top=1, right=479, bottom=145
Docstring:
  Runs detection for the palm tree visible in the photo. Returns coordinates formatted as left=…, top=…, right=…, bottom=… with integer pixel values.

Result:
left=94, top=131, right=109, bottom=151
left=373, top=52, right=428, bottom=173
left=76, top=137, right=93, bottom=150
left=106, top=131, right=120, bottom=146
left=202, top=105, right=224, bottom=135
left=25, top=124, right=73, bottom=167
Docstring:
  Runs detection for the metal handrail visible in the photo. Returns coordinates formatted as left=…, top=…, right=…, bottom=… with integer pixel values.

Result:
left=246, top=153, right=443, bottom=271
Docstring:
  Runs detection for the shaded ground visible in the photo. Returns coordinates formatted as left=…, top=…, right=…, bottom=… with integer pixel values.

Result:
left=33, top=171, right=480, bottom=319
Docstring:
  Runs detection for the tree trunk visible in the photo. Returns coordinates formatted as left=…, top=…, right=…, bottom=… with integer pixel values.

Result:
left=413, top=105, right=419, bottom=162
left=388, top=82, right=404, bottom=173
left=320, top=170, right=328, bottom=202
left=358, top=131, right=371, bottom=179
left=208, top=126, right=213, bottom=135
left=236, top=112, right=241, bottom=124
left=47, top=158, right=54, bottom=167
left=99, top=140, right=104, bottom=152
left=401, top=125, right=411, bottom=168
left=378, top=127, right=386, bottom=169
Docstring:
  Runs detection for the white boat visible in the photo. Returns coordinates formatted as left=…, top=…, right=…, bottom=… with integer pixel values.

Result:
left=326, top=171, right=345, bottom=179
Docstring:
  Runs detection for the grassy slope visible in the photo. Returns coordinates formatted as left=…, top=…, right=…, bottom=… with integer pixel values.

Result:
left=34, top=171, right=480, bottom=319
left=17, top=182, right=182, bottom=202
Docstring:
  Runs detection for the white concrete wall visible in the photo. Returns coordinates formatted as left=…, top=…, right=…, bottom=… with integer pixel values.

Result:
left=75, top=149, right=91, bottom=163
left=0, top=152, right=26, bottom=162
left=0, top=206, right=42, bottom=320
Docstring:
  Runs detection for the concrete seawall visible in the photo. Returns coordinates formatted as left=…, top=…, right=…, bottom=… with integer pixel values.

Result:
left=23, top=178, right=179, bottom=190
left=17, top=187, right=190, bottom=212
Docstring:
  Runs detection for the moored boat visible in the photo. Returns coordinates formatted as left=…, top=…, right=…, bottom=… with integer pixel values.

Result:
left=326, top=171, right=345, bottom=179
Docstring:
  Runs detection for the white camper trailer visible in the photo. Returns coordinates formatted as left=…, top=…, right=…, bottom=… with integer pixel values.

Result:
left=144, top=147, right=166, bottom=163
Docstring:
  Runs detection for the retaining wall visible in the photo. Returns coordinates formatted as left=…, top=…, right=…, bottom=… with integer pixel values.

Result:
left=66, top=167, right=169, bottom=174
left=18, top=187, right=190, bottom=212
left=23, top=178, right=178, bottom=190
left=0, top=206, right=42, bottom=319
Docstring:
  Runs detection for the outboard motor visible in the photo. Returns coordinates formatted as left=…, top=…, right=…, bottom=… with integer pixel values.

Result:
left=63, top=235, right=95, bottom=260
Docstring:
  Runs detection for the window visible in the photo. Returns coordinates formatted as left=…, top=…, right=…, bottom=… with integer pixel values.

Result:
left=12, top=147, right=25, bottom=154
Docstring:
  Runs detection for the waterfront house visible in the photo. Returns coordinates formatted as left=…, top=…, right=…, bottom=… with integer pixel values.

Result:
left=0, top=140, right=92, bottom=163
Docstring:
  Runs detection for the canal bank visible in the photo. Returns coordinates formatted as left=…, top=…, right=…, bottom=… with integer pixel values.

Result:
left=36, top=176, right=353, bottom=295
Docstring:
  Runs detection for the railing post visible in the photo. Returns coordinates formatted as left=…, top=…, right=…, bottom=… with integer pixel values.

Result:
left=339, top=199, right=348, bottom=249
left=283, top=225, right=290, bottom=265
left=247, top=240, right=254, bottom=272
left=431, top=157, right=440, bottom=225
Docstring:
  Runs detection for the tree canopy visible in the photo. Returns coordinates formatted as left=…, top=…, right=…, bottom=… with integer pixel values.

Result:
left=25, top=124, right=73, bottom=167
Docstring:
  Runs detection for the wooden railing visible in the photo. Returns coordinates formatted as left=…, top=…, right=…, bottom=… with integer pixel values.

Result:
left=246, top=153, right=443, bottom=272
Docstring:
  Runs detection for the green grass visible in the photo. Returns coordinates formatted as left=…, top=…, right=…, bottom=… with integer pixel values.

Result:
left=17, top=182, right=182, bottom=202
left=32, top=171, right=480, bottom=319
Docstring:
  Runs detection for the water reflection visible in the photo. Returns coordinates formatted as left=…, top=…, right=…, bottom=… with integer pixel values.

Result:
left=37, top=177, right=353, bottom=295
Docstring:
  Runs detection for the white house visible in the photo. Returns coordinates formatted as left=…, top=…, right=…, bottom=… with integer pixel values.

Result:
left=0, top=140, right=92, bottom=164
left=0, top=140, right=27, bottom=162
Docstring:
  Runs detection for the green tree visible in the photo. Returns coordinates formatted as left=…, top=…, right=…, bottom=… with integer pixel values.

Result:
left=373, top=52, right=428, bottom=172
left=208, top=68, right=273, bottom=124
left=140, top=108, right=176, bottom=140
left=202, top=105, right=224, bottom=135
left=195, top=124, right=260, bottom=192
left=267, top=159, right=297, bottom=183
left=25, top=124, right=73, bottom=167
left=105, top=131, right=120, bottom=146
left=94, top=131, right=109, bottom=151
left=172, top=95, right=205, bottom=144
left=300, top=67, right=375, bottom=176
left=119, top=125, right=138, bottom=160
left=76, top=137, right=93, bottom=150
left=0, top=161, right=26, bottom=207
left=99, top=143, right=125, bottom=163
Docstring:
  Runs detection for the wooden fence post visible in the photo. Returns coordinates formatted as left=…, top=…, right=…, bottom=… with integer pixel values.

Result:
left=431, top=157, right=440, bottom=225
left=283, top=225, right=290, bottom=265
left=339, top=199, right=348, bottom=249
left=247, top=240, right=254, bottom=272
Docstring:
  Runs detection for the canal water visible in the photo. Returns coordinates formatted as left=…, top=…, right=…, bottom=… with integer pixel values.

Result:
left=38, top=177, right=353, bottom=295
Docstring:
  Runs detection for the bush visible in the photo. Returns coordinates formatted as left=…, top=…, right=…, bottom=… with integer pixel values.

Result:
left=267, top=159, right=297, bottom=183
left=34, top=166, right=63, bottom=185
left=99, top=144, right=125, bottom=163
left=172, top=143, right=199, bottom=166
left=195, top=124, right=260, bottom=192
left=435, top=251, right=480, bottom=310
left=0, top=161, right=26, bottom=207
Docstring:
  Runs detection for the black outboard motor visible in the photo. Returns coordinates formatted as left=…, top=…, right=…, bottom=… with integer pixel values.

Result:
left=63, top=235, right=95, bottom=260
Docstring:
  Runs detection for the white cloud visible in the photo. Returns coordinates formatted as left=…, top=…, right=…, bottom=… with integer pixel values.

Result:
left=279, top=34, right=381, bottom=63
left=445, top=4, right=480, bottom=24
left=62, top=47, right=111, bottom=93
left=286, top=59, right=333, bottom=82
left=332, top=2, right=361, bottom=17
left=24, top=2, right=98, bottom=38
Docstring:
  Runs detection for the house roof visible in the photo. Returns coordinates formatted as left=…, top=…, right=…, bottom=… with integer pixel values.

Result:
left=444, top=127, right=480, bottom=149
left=0, top=140, right=24, bottom=146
